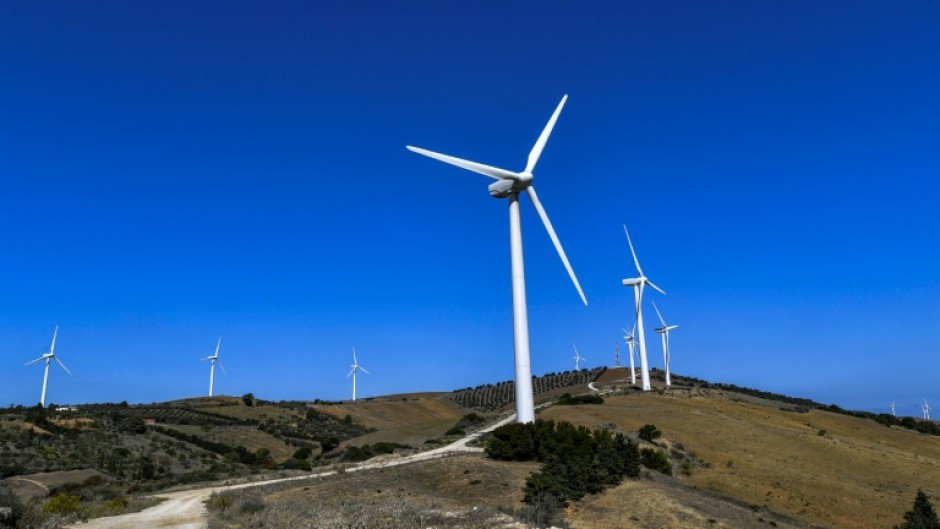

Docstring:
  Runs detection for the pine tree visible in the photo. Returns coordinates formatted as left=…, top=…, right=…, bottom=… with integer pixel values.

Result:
left=895, top=490, right=940, bottom=529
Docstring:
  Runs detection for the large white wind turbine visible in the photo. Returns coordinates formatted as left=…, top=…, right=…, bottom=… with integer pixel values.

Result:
left=622, top=324, right=637, bottom=385
left=407, top=95, right=587, bottom=423
left=622, top=225, right=665, bottom=391
left=24, top=326, right=71, bottom=407
left=652, top=301, right=678, bottom=387
left=201, top=337, right=226, bottom=397
left=347, top=347, right=369, bottom=401
left=572, top=344, right=586, bottom=371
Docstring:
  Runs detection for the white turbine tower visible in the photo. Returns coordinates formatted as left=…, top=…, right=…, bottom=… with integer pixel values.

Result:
left=347, top=347, right=369, bottom=401
left=201, top=337, right=226, bottom=397
left=622, top=225, right=665, bottom=391
left=623, top=325, right=637, bottom=385
left=652, top=301, right=679, bottom=387
left=407, top=95, right=587, bottom=424
left=924, top=399, right=931, bottom=420
left=572, top=344, right=586, bottom=371
left=24, top=326, right=71, bottom=408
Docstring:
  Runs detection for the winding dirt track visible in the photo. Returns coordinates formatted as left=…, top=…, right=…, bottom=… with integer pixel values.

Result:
left=65, top=413, right=517, bottom=529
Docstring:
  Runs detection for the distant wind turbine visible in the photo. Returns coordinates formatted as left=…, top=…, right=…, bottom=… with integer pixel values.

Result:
left=573, top=344, right=586, bottom=371
left=652, top=301, right=678, bottom=387
left=613, top=341, right=621, bottom=368
left=924, top=399, right=931, bottom=420
left=201, top=337, right=226, bottom=397
left=623, top=325, right=637, bottom=385
left=24, top=326, right=71, bottom=407
left=890, top=401, right=896, bottom=417
left=407, top=95, right=587, bottom=423
left=348, top=347, right=369, bottom=401
left=622, top=225, right=665, bottom=391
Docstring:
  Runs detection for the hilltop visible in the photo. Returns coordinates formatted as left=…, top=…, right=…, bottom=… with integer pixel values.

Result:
left=1, top=367, right=938, bottom=529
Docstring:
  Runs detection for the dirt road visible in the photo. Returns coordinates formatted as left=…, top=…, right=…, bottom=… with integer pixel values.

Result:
left=65, top=413, right=516, bottom=529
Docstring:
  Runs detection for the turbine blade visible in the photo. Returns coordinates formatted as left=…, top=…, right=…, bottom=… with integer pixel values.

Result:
left=359, top=366, right=370, bottom=375
left=215, top=336, right=222, bottom=357
left=24, top=356, right=45, bottom=366
left=526, top=186, right=587, bottom=305
left=347, top=367, right=356, bottom=378
left=55, top=357, right=72, bottom=376
left=217, top=360, right=227, bottom=376
left=407, top=146, right=520, bottom=181
left=352, top=347, right=357, bottom=364
left=652, top=301, right=667, bottom=326
left=623, top=225, right=643, bottom=277
left=525, top=95, right=567, bottom=174
left=647, top=280, right=667, bottom=296
left=631, top=322, right=637, bottom=336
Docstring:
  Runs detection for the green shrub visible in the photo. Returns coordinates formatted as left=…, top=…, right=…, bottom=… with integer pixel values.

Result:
left=894, top=489, right=940, bottom=529
left=106, top=497, right=129, bottom=511
left=208, top=493, right=234, bottom=513
left=43, top=493, right=82, bottom=514
left=638, top=424, right=662, bottom=442
left=445, top=426, right=466, bottom=436
left=557, top=393, right=604, bottom=405
left=640, top=448, right=671, bottom=475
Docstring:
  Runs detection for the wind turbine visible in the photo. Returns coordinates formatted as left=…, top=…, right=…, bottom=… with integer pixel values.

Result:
left=347, top=347, right=369, bottom=401
left=24, top=326, right=71, bottom=407
left=613, top=341, right=621, bottom=368
left=652, top=301, right=678, bottom=387
left=623, top=324, right=637, bottom=385
left=622, top=225, right=665, bottom=391
left=201, top=337, right=226, bottom=397
left=407, top=95, right=587, bottom=423
left=924, top=399, right=931, bottom=420
left=890, top=401, right=896, bottom=417
left=572, top=344, right=586, bottom=371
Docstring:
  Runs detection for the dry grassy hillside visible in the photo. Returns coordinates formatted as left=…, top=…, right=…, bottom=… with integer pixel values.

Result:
left=314, top=395, right=467, bottom=446
left=541, top=389, right=940, bottom=529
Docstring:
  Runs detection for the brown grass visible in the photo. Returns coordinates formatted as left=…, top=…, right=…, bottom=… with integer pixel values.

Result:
left=540, top=388, right=940, bottom=529
left=269, top=453, right=538, bottom=512
left=315, top=397, right=466, bottom=446
left=0, top=420, right=52, bottom=435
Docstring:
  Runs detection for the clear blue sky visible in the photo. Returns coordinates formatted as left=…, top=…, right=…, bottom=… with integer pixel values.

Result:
left=1, top=1, right=937, bottom=415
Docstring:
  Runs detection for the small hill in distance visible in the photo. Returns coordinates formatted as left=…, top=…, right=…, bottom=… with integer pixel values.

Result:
left=1, top=367, right=939, bottom=529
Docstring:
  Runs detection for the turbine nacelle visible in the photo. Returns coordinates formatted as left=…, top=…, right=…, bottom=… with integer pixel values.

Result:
left=622, top=277, right=644, bottom=287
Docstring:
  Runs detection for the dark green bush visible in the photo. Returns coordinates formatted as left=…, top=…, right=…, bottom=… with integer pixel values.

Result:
left=638, top=424, right=662, bottom=442
left=640, top=448, right=671, bottom=475
left=557, top=393, right=604, bottom=405
left=894, top=489, right=940, bottom=529
left=487, top=420, right=640, bottom=521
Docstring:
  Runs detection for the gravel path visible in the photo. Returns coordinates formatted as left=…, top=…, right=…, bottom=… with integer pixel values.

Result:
left=65, top=412, right=517, bottom=529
